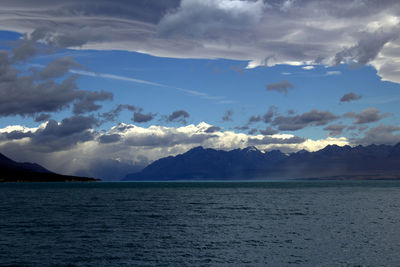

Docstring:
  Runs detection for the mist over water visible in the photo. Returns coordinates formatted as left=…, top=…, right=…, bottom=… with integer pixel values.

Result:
left=1, top=181, right=400, bottom=266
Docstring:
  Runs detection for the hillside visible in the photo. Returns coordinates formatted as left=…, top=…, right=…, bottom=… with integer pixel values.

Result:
left=124, top=143, right=400, bottom=181
left=0, top=153, right=99, bottom=182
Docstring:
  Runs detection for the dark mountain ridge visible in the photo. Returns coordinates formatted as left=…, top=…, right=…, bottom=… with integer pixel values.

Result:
left=124, top=143, right=400, bottom=181
left=0, top=153, right=99, bottom=182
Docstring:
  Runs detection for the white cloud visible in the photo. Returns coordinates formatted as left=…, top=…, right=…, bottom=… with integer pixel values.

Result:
left=325, top=71, right=341, bottom=76
left=70, top=69, right=164, bottom=87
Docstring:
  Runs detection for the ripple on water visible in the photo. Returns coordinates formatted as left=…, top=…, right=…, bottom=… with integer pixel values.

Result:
left=1, top=181, right=400, bottom=266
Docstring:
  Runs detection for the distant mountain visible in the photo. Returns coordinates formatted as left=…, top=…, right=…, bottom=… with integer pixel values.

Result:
left=124, top=143, right=400, bottom=181
left=0, top=153, right=99, bottom=182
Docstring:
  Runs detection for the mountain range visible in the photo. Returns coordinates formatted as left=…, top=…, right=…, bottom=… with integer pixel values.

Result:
left=0, top=153, right=98, bottom=182
left=124, top=143, right=400, bottom=181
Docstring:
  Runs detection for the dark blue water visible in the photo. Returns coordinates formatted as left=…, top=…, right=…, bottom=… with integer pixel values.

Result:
left=2, top=181, right=400, bottom=266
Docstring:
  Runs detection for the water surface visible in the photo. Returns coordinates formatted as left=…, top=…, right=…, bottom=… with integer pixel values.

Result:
left=1, top=180, right=400, bottom=266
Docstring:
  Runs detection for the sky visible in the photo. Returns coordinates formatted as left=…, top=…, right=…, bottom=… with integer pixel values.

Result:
left=1, top=0, right=400, bottom=179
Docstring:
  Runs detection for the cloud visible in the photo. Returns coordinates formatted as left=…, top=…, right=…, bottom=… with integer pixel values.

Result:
left=133, top=111, right=156, bottom=123
left=260, top=127, right=279, bottom=136
left=323, top=124, right=347, bottom=136
left=248, top=115, right=261, bottom=124
left=263, top=106, right=277, bottom=123
left=234, top=125, right=249, bottom=131
left=358, top=126, right=368, bottom=132
left=248, top=106, right=277, bottom=124
left=70, top=69, right=231, bottom=103
left=40, top=56, right=83, bottom=79
left=70, top=69, right=164, bottom=87
left=0, top=50, right=113, bottom=117
left=0, top=115, right=100, bottom=152
left=101, top=105, right=156, bottom=124
left=351, top=124, right=400, bottom=146
left=34, top=113, right=51, bottom=122
left=266, top=80, right=294, bottom=95
left=123, top=131, right=215, bottom=147
left=302, top=66, right=314, bottom=70
left=272, top=109, right=339, bottom=131
left=334, top=31, right=398, bottom=67
left=100, top=104, right=137, bottom=122
left=73, top=91, right=113, bottom=114
left=98, top=134, right=122, bottom=144
left=248, top=128, right=258, bottom=135
left=344, top=108, right=389, bottom=124
left=222, top=110, right=233, bottom=121
left=0, top=130, right=34, bottom=141
left=325, top=71, right=341, bottom=76
left=0, top=121, right=351, bottom=179
left=340, top=92, right=362, bottom=102
left=167, top=110, right=190, bottom=123
left=2, top=1, right=400, bottom=83
left=11, top=41, right=36, bottom=62
left=157, top=0, right=264, bottom=38
left=205, top=126, right=221, bottom=133
left=29, top=115, right=98, bottom=151
left=248, top=136, right=306, bottom=145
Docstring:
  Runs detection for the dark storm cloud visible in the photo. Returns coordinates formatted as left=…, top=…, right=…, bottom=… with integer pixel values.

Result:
left=111, top=122, right=135, bottom=132
left=100, top=104, right=137, bottom=122
left=0, top=50, right=113, bottom=117
left=248, top=115, right=261, bottom=123
left=323, top=124, right=347, bottom=136
left=263, top=106, right=277, bottom=123
left=38, top=116, right=98, bottom=137
left=272, top=110, right=339, bottom=131
left=30, top=115, right=99, bottom=151
left=10, top=35, right=37, bottom=62
left=40, top=56, right=83, bottom=79
left=205, top=126, right=221, bottom=133
left=222, top=110, right=233, bottom=121
left=73, top=91, right=113, bottom=114
left=248, top=136, right=305, bottom=145
left=340, top=92, right=362, bottom=102
left=168, top=110, right=190, bottom=123
left=234, top=125, right=249, bottom=131
left=11, top=42, right=36, bottom=62
left=334, top=31, right=398, bottom=66
left=98, top=133, right=122, bottom=144
left=260, top=127, right=279, bottom=136
left=133, top=111, right=156, bottom=123
left=351, top=124, right=400, bottom=146
left=0, top=130, right=34, bottom=141
left=0, top=116, right=99, bottom=152
left=248, top=106, right=277, bottom=125
left=266, top=80, right=294, bottom=95
left=247, top=128, right=258, bottom=135
left=344, top=108, right=389, bottom=124
left=358, top=126, right=368, bottom=132
left=34, top=113, right=51, bottom=122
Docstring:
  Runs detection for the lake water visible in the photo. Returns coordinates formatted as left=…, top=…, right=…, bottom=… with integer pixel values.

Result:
left=1, top=181, right=400, bottom=266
